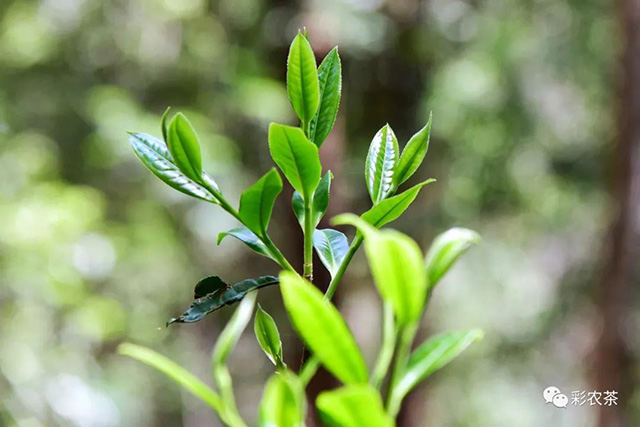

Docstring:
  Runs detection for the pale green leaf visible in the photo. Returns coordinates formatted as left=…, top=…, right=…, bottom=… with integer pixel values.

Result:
left=255, top=305, right=284, bottom=367
left=316, top=384, right=393, bottom=427
left=213, top=292, right=257, bottom=365
left=365, top=124, right=399, bottom=204
left=259, top=372, right=305, bottom=427
left=425, top=227, right=480, bottom=290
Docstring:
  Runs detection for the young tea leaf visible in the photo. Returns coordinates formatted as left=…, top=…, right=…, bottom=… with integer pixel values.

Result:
left=393, top=113, right=432, bottom=188
left=279, top=271, right=368, bottom=384
left=239, top=168, right=283, bottom=237
left=394, top=329, right=483, bottom=401
left=259, top=372, right=305, bottom=427
left=167, top=113, right=203, bottom=183
left=217, top=227, right=276, bottom=261
left=309, top=48, right=341, bottom=147
left=360, top=179, right=435, bottom=229
left=287, top=32, right=319, bottom=124
left=365, top=124, right=399, bottom=204
left=425, top=227, right=480, bottom=290
left=254, top=305, right=284, bottom=368
left=313, top=229, right=349, bottom=278
left=292, top=171, right=332, bottom=228
left=316, top=384, right=393, bottom=427
left=268, top=123, right=321, bottom=200
left=168, top=276, right=278, bottom=325
left=129, top=132, right=217, bottom=203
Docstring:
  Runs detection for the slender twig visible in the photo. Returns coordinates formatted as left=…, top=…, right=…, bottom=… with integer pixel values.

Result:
left=371, top=302, right=396, bottom=389
left=303, top=201, right=314, bottom=281
left=385, top=323, right=418, bottom=417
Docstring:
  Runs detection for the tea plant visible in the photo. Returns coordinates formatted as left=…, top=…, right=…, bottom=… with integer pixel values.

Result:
left=119, top=31, right=482, bottom=426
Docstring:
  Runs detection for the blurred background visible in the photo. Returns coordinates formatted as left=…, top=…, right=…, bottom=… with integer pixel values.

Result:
left=1, top=0, right=637, bottom=426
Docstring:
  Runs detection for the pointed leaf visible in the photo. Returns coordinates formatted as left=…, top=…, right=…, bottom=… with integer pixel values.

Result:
left=118, top=343, right=223, bottom=412
left=239, top=168, right=283, bottom=237
left=194, top=276, right=227, bottom=299
left=360, top=179, right=435, bottom=229
left=161, top=106, right=171, bottom=142
left=394, top=113, right=432, bottom=187
left=292, top=171, right=332, bottom=228
left=129, top=132, right=217, bottom=203
left=316, top=385, right=393, bottom=427
left=313, top=229, right=349, bottom=278
left=365, top=125, right=399, bottom=204
left=255, top=305, right=284, bottom=367
left=309, top=48, right=342, bottom=147
left=168, top=276, right=278, bottom=325
left=394, top=329, right=483, bottom=400
left=212, top=292, right=257, bottom=365
left=217, top=227, right=275, bottom=261
left=332, top=215, right=427, bottom=326
left=167, top=113, right=203, bottom=183
left=287, top=32, right=320, bottom=124
left=279, top=271, right=368, bottom=384
left=259, top=372, right=305, bottom=427
left=425, top=228, right=480, bottom=290
left=268, top=123, right=321, bottom=200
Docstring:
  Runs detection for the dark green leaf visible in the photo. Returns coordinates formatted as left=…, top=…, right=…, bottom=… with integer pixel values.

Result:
left=309, top=48, right=341, bottom=147
left=129, top=132, right=217, bottom=203
left=167, top=113, right=203, bottom=183
left=360, top=179, right=435, bottom=229
left=193, top=276, right=227, bottom=299
left=268, top=123, right=321, bottom=200
left=365, top=124, right=399, bottom=204
left=239, top=168, right=283, bottom=237
left=255, top=305, right=284, bottom=367
left=287, top=32, right=320, bottom=124
left=394, top=329, right=483, bottom=401
left=316, top=385, right=393, bottom=427
left=280, top=271, right=368, bottom=384
left=394, top=113, right=432, bottom=188
left=313, top=229, right=349, bottom=278
left=168, top=276, right=278, bottom=325
left=292, top=171, right=332, bottom=228
left=213, top=292, right=257, bottom=365
left=217, top=227, right=275, bottom=261
left=259, top=372, right=305, bottom=427
left=425, top=227, right=480, bottom=290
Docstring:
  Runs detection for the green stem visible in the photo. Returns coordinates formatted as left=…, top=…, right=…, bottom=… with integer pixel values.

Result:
left=303, top=201, right=313, bottom=281
left=324, top=234, right=363, bottom=300
left=371, top=302, right=396, bottom=389
left=385, top=323, right=418, bottom=417
left=213, top=365, right=246, bottom=427
left=263, top=234, right=295, bottom=272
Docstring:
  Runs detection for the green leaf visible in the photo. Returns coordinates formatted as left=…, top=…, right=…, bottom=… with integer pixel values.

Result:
left=360, top=179, right=435, bottom=229
left=217, top=227, right=275, bottom=261
left=313, top=229, right=349, bottom=278
left=292, top=171, right=332, bottom=228
left=161, top=106, right=171, bottom=142
left=239, top=168, right=283, bottom=237
left=254, top=305, right=284, bottom=367
left=279, top=271, right=368, bottom=384
left=268, top=123, right=321, bottom=200
left=365, top=124, right=399, bottom=204
left=309, top=48, right=341, bottom=147
left=259, top=372, right=305, bottom=427
left=287, top=32, right=320, bottom=124
left=129, top=132, right=218, bottom=203
left=316, top=384, right=393, bottom=427
left=168, top=276, right=278, bottom=325
left=332, top=215, right=427, bottom=326
left=213, top=291, right=257, bottom=365
left=167, top=113, right=203, bottom=183
left=394, top=329, right=483, bottom=401
left=394, top=113, right=432, bottom=188
left=425, top=227, right=480, bottom=290
left=194, top=276, right=227, bottom=299
left=118, top=343, right=224, bottom=412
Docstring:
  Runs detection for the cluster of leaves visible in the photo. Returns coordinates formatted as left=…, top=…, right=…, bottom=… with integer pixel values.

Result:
left=120, top=31, right=482, bottom=426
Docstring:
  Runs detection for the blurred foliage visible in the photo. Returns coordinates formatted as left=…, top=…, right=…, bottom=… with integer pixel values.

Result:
left=0, top=0, right=621, bottom=426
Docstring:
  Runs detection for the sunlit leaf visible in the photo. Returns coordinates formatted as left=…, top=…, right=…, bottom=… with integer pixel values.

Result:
left=316, top=384, right=393, bottom=427
left=259, top=372, right=305, bottom=427
left=213, top=292, right=257, bottom=365
left=425, top=227, right=480, bottom=290
left=313, top=229, right=349, bottom=278
left=217, top=227, right=275, bottom=261
left=365, top=124, right=399, bottom=204
left=239, top=168, right=283, bottom=237
left=168, top=276, right=278, bottom=325
left=292, top=171, right=332, bottom=228
left=394, top=113, right=432, bottom=188
left=167, top=113, right=203, bottom=183
left=268, top=123, right=321, bottom=200
left=129, top=132, right=217, bottom=203
left=309, top=48, right=341, bottom=147
left=161, top=106, right=171, bottom=142
left=394, top=329, right=483, bottom=401
left=279, top=271, right=368, bottom=384
left=255, top=305, right=284, bottom=368
left=360, top=179, right=435, bottom=229
left=287, top=32, right=319, bottom=124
